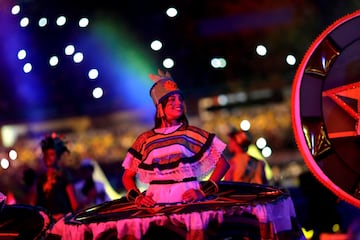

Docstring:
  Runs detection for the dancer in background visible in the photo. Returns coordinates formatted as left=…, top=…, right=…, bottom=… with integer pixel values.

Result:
left=30, top=133, right=78, bottom=221
left=74, top=158, right=110, bottom=210
left=122, top=69, right=229, bottom=207
left=224, top=128, right=268, bottom=185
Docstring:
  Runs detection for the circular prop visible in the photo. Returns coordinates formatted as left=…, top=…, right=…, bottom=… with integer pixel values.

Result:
left=65, top=182, right=285, bottom=224
left=292, top=10, right=360, bottom=208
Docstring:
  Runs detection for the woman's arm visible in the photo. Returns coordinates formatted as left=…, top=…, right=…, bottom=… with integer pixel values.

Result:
left=66, top=184, right=79, bottom=212
left=122, top=169, right=139, bottom=192
left=122, top=169, right=156, bottom=207
left=208, top=155, right=230, bottom=183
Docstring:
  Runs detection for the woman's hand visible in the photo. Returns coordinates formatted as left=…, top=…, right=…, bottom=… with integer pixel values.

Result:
left=135, top=193, right=156, bottom=208
left=182, top=188, right=205, bottom=203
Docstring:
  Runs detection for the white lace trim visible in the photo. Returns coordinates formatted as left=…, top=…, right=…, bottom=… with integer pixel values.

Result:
left=153, top=123, right=182, bottom=134
left=137, top=137, right=226, bottom=183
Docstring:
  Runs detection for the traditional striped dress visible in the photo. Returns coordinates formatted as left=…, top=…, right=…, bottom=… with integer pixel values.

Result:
left=122, top=123, right=226, bottom=204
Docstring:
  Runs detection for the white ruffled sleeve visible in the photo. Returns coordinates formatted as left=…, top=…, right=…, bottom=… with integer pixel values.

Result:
left=122, top=152, right=140, bottom=172
left=195, top=135, right=227, bottom=178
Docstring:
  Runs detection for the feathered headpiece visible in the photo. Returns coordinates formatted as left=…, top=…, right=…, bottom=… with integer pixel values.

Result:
left=149, top=69, right=183, bottom=105
left=41, top=132, right=69, bottom=157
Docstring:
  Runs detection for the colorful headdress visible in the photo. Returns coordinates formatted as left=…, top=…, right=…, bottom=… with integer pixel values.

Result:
left=41, top=132, right=69, bottom=157
left=149, top=69, right=183, bottom=105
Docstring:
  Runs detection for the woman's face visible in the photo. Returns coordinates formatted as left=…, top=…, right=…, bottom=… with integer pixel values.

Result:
left=43, top=149, right=57, bottom=167
left=163, top=93, right=184, bottom=122
left=228, top=131, right=248, bottom=153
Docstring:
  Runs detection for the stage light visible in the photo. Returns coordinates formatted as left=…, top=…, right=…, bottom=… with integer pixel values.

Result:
left=332, top=224, right=340, bottom=233
left=38, top=18, right=47, bottom=27
left=65, top=45, right=75, bottom=55
left=256, top=137, right=267, bottom=149
left=150, top=40, right=162, bottom=51
left=217, top=94, right=228, bottom=106
left=218, top=58, right=226, bottom=68
left=23, top=63, right=32, bottom=73
left=73, top=52, right=84, bottom=63
left=8, top=150, right=17, bottom=160
left=49, top=56, right=59, bottom=66
left=11, top=5, right=20, bottom=15
left=20, top=17, right=29, bottom=27
left=88, top=69, right=99, bottom=79
left=17, top=49, right=26, bottom=60
left=261, top=146, right=272, bottom=158
left=0, top=158, right=9, bottom=170
left=163, top=58, right=174, bottom=68
left=240, top=120, right=251, bottom=131
left=211, top=58, right=226, bottom=68
left=56, top=16, right=66, bottom=26
left=92, top=87, right=103, bottom=99
left=256, top=44, right=267, bottom=56
left=1, top=126, right=19, bottom=148
left=286, top=54, right=296, bottom=65
left=79, top=18, right=89, bottom=27
left=211, top=58, right=221, bottom=68
left=166, top=7, right=178, bottom=18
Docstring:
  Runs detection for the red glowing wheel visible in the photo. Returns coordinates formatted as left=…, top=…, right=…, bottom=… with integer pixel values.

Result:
left=292, top=10, right=360, bottom=208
